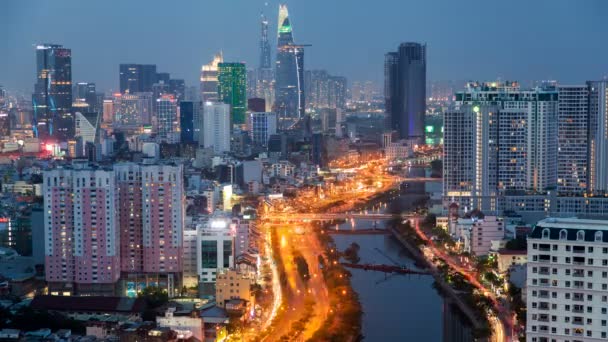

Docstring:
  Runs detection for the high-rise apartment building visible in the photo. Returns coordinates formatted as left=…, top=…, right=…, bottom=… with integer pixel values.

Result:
left=275, top=4, right=306, bottom=119
left=218, top=63, right=247, bottom=125
left=156, top=95, right=179, bottom=144
left=557, top=85, right=589, bottom=195
left=249, top=112, right=277, bottom=148
left=443, top=82, right=558, bottom=212
left=43, top=162, right=185, bottom=297
left=115, top=163, right=184, bottom=296
left=32, top=44, right=73, bottom=140
left=202, top=102, right=231, bottom=154
left=200, top=53, right=223, bottom=103
left=587, top=81, right=608, bottom=195
left=119, top=64, right=157, bottom=94
left=526, top=218, right=608, bottom=341
left=305, top=70, right=347, bottom=110
left=44, top=166, right=120, bottom=296
left=384, top=42, right=426, bottom=142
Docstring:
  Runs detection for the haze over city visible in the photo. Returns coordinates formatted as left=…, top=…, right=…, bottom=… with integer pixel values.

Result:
left=2, top=0, right=608, bottom=92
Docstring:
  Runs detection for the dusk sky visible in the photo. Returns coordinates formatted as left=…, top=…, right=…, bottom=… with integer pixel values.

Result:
left=2, top=0, right=607, bottom=93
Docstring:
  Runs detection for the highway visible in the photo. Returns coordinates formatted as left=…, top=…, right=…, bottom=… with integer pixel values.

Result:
left=255, top=159, right=397, bottom=341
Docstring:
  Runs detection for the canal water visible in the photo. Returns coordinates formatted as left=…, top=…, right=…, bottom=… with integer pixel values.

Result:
left=332, top=175, right=474, bottom=341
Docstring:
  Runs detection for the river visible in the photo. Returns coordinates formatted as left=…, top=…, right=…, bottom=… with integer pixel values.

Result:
left=332, top=174, right=474, bottom=341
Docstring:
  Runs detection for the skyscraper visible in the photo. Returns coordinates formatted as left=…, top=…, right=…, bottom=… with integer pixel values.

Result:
left=74, top=82, right=98, bottom=112
left=179, top=101, right=196, bottom=143
left=44, top=167, right=120, bottom=296
left=156, top=95, right=179, bottom=144
left=587, top=81, right=608, bottom=195
left=218, top=62, right=247, bottom=125
left=249, top=112, right=277, bottom=148
left=119, top=64, right=157, bottom=94
left=260, top=14, right=271, bottom=70
left=384, top=42, right=426, bottom=142
left=443, top=81, right=558, bottom=212
left=557, top=85, right=589, bottom=195
left=275, top=4, right=306, bottom=120
left=202, top=102, right=231, bottom=154
left=200, top=53, right=223, bottom=102
left=32, top=44, right=73, bottom=140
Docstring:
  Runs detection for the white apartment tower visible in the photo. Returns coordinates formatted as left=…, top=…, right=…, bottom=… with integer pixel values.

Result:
left=202, top=102, right=231, bottom=154
left=443, top=81, right=558, bottom=212
left=526, top=218, right=608, bottom=341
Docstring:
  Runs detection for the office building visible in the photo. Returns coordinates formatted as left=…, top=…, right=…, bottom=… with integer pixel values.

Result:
left=384, top=42, right=426, bottom=141
left=557, top=85, right=589, bottom=195
left=200, top=53, right=223, bottom=102
left=32, top=44, right=73, bottom=140
left=526, top=218, right=608, bottom=341
left=202, top=102, right=231, bottom=154
left=275, top=4, right=306, bottom=119
left=218, top=63, right=247, bottom=125
left=156, top=95, right=179, bottom=144
left=112, top=92, right=153, bottom=128
left=443, top=82, right=558, bottom=212
left=119, top=64, right=157, bottom=94
left=249, top=112, right=277, bottom=148
left=197, top=215, right=233, bottom=284
left=74, top=82, right=98, bottom=113
left=248, top=98, right=266, bottom=113
left=102, top=99, right=114, bottom=123
left=44, top=167, right=120, bottom=296
left=74, top=112, right=100, bottom=155
left=179, top=101, right=197, bottom=143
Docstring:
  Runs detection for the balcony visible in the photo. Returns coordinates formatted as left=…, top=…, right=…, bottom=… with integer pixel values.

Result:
left=573, top=246, right=586, bottom=254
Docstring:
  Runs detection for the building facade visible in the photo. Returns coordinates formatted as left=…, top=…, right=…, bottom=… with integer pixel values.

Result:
left=249, top=112, right=277, bottom=148
left=33, top=44, right=73, bottom=140
left=275, top=4, right=305, bottom=120
left=156, top=95, right=179, bottom=144
left=384, top=42, right=426, bottom=141
left=200, top=53, right=223, bottom=103
left=526, top=218, right=608, bottom=341
left=202, top=102, right=231, bottom=154
left=218, top=63, right=247, bottom=125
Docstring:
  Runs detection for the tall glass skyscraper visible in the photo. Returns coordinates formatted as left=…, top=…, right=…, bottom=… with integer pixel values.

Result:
left=257, top=13, right=274, bottom=111
left=32, top=44, right=73, bottom=140
left=200, top=53, right=223, bottom=103
left=384, top=42, right=426, bottom=142
left=275, top=4, right=306, bottom=120
left=218, top=63, right=247, bottom=125
left=119, top=64, right=157, bottom=94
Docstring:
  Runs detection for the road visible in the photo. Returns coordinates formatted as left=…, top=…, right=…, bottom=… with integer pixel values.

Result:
left=255, top=159, right=397, bottom=341
left=409, top=217, right=514, bottom=342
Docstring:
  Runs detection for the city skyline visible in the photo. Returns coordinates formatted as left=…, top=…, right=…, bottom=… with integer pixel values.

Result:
left=2, top=0, right=608, bottom=93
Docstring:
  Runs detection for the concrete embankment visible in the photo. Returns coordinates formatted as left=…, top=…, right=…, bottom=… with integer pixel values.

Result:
left=388, top=226, right=486, bottom=333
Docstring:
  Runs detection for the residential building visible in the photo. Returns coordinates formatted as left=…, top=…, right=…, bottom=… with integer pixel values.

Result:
left=587, top=81, right=608, bottom=195
left=215, top=269, right=253, bottom=308
left=201, top=102, right=231, bottom=154
left=526, top=218, right=608, bottom=341
left=443, top=81, right=558, bottom=213
left=44, top=166, right=120, bottom=296
left=557, top=85, right=589, bottom=195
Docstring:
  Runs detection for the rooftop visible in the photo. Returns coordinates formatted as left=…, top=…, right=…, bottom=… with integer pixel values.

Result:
left=31, top=295, right=145, bottom=313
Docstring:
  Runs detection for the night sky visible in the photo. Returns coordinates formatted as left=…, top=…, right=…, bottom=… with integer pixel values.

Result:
left=2, top=0, right=607, bottom=93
